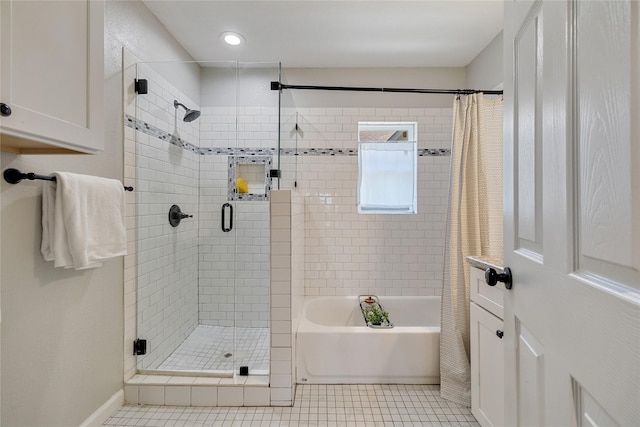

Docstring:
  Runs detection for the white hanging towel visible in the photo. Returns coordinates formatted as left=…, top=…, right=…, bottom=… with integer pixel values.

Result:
left=41, top=172, right=127, bottom=269
left=357, top=141, right=417, bottom=213
left=41, top=181, right=74, bottom=268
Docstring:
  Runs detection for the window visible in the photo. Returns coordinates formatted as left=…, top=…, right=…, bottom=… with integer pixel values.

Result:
left=357, top=122, right=417, bottom=214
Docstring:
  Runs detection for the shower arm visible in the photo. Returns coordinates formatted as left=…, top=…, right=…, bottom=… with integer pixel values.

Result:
left=174, top=100, right=188, bottom=111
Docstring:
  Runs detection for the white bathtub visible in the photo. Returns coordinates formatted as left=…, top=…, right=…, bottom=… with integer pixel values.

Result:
left=296, top=296, right=441, bottom=384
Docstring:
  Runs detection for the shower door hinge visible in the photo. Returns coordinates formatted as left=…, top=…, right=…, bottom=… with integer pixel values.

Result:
left=133, top=338, right=147, bottom=355
left=134, top=79, right=148, bottom=94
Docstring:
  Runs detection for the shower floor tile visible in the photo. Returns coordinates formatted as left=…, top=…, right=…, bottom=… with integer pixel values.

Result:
left=104, top=384, right=479, bottom=426
left=157, top=325, right=270, bottom=373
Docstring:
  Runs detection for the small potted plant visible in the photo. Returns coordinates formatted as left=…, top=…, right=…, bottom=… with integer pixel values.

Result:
left=363, top=304, right=390, bottom=326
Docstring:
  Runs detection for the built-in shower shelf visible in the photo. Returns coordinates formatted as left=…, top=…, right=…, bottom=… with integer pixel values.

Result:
left=228, top=155, right=273, bottom=201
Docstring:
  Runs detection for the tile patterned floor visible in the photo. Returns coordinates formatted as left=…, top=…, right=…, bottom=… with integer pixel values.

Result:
left=158, top=326, right=270, bottom=373
left=104, top=384, right=479, bottom=426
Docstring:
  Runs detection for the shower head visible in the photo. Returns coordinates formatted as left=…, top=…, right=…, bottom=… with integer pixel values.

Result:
left=173, top=100, right=201, bottom=122
left=183, top=109, right=201, bottom=122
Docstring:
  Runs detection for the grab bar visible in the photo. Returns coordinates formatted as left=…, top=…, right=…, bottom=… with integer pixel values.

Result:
left=221, top=203, right=233, bottom=232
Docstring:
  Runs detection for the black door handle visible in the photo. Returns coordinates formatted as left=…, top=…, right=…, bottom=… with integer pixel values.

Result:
left=222, top=203, right=233, bottom=232
left=0, top=103, right=12, bottom=117
left=485, top=267, right=513, bottom=290
left=496, top=330, right=504, bottom=339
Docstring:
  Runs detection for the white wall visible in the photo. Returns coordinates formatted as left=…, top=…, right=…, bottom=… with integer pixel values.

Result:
left=201, top=65, right=280, bottom=108
left=466, top=31, right=504, bottom=90
left=0, top=2, right=197, bottom=425
left=105, top=1, right=201, bottom=103
left=282, top=68, right=466, bottom=108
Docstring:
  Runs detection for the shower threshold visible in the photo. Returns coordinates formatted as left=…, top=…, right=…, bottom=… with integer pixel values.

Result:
left=138, top=369, right=234, bottom=378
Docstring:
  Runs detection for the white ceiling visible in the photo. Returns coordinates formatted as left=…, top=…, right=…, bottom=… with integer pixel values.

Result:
left=143, top=1, right=504, bottom=68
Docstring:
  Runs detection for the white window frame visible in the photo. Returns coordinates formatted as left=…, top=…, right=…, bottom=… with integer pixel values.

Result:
left=357, top=121, right=418, bottom=214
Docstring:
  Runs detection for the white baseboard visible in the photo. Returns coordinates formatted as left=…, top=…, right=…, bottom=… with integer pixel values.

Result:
left=80, top=389, right=124, bottom=427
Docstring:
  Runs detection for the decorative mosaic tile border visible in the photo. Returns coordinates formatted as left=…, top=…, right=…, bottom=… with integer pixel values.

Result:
left=125, top=114, right=451, bottom=157
left=284, top=147, right=452, bottom=157
left=227, top=156, right=273, bottom=202
left=201, top=147, right=276, bottom=156
left=125, top=114, right=200, bottom=154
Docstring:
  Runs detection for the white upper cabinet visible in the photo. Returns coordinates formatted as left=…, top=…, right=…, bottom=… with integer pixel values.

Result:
left=0, top=0, right=104, bottom=154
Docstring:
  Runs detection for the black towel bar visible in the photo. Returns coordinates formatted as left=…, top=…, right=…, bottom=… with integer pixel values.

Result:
left=3, top=168, right=134, bottom=191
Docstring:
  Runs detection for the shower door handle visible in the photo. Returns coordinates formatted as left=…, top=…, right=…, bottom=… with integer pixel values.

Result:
left=222, top=203, right=233, bottom=232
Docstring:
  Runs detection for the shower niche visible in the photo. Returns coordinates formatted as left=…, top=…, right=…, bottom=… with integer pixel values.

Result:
left=130, top=59, right=280, bottom=377
left=228, top=156, right=273, bottom=201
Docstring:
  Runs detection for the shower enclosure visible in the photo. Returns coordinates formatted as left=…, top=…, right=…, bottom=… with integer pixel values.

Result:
left=132, top=60, right=281, bottom=376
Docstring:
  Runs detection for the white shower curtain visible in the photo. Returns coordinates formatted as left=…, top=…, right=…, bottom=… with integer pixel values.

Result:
left=440, top=93, right=503, bottom=407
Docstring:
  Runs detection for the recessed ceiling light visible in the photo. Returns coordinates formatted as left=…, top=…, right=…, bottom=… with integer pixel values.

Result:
left=221, top=31, right=245, bottom=46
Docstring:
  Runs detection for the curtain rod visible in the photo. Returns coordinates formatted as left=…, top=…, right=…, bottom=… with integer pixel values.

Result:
left=270, top=81, right=503, bottom=96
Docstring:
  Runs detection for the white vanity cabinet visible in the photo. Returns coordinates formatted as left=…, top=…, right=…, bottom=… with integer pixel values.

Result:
left=470, top=265, right=505, bottom=427
left=0, top=0, right=104, bottom=154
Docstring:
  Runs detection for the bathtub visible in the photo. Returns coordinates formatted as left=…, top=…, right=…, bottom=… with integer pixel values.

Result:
left=296, top=296, right=441, bottom=384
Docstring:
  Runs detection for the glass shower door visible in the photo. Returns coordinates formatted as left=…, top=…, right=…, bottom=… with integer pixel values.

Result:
left=133, top=60, right=239, bottom=376
left=133, top=59, right=208, bottom=373
left=230, top=62, right=280, bottom=376
left=196, top=61, right=239, bottom=375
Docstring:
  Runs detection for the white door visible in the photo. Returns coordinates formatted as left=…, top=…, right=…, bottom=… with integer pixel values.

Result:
left=503, top=1, right=640, bottom=426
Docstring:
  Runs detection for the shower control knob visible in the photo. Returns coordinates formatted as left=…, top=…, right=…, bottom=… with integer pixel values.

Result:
left=485, top=267, right=513, bottom=290
left=0, top=103, right=12, bottom=117
left=168, top=204, right=192, bottom=227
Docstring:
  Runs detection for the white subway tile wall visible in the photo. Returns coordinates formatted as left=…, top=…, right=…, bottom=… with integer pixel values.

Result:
left=197, top=155, right=232, bottom=327
left=290, top=192, right=306, bottom=296
left=270, top=191, right=294, bottom=406
left=300, top=155, right=449, bottom=297
left=282, top=107, right=452, bottom=297
left=135, top=65, right=200, bottom=147
left=290, top=190, right=306, bottom=403
left=201, top=105, right=451, bottom=297
left=199, top=107, right=272, bottom=329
